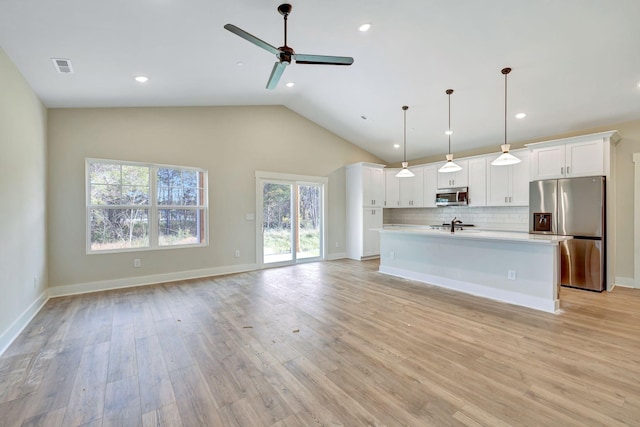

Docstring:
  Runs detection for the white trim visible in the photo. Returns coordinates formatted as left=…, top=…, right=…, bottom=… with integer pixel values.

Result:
left=634, top=152, right=640, bottom=288
left=86, top=158, right=209, bottom=254
left=0, top=291, right=49, bottom=356
left=615, top=276, right=638, bottom=289
left=524, top=130, right=621, bottom=149
left=48, top=263, right=258, bottom=298
left=255, top=171, right=328, bottom=268
left=326, top=252, right=347, bottom=261
left=255, top=170, right=329, bottom=185
left=379, top=265, right=559, bottom=313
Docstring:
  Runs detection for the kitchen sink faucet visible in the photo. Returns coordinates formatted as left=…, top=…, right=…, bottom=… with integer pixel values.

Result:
left=450, top=217, right=463, bottom=233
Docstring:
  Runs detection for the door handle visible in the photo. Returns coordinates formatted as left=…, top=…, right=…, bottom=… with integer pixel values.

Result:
left=561, top=167, right=564, bottom=175
left=567, top=166, right=570, bottom=174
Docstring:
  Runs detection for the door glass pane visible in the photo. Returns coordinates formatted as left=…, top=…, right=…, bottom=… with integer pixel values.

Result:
left=297, top=184, right=321, bottom=259
left=263, top=183, right=293, bottom=264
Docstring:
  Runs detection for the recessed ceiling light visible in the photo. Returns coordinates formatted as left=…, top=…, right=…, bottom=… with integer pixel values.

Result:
left=637, top=81, right=640, bottom=88
left=358, top=23, right=371, bottom=32
left=515, top=113, right=527, bottom=119
left=134, top=76, right=148, bottom=83
left=286, top=82, right=295, bottom=88
left=236, top=61, right=244, bottom=66
left=393, top=144, right=400, bottom=148
left=445, top=130, right=453, bottom=135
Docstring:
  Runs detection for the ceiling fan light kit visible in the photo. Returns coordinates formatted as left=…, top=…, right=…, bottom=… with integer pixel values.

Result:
left=396, top=106, right=415, bottom=178
left=491, top=67, right=522, bottom=166
left=224, top=3, right=354, bottom=90
left=438, top=89, right=462, bottom=173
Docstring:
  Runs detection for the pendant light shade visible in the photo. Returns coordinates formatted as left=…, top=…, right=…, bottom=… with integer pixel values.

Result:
left=439, top=89, right=462, bottom=173
left=491, top=67, right=521, bottom=166
left=396, top=105, right=415, bottom=178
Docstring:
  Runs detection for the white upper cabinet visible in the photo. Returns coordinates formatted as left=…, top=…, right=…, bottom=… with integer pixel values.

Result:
left=422, top=164, right=438, bottom=208
left=362, top=165, right=385, bottom=207
left=486, top=149, right=530, bottom=206
left=467, top=157, right=487, bottom=207
left=384, top=169, right=400, bottom=208
left=529, top=135, right=617, bottom=180
left=437, top=159, right=469, bottom=189
left=399, top=166, right=424, bottom=207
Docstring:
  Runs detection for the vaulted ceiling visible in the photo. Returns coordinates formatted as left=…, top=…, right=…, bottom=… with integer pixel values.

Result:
left=1, top=0, right=639, bottom=162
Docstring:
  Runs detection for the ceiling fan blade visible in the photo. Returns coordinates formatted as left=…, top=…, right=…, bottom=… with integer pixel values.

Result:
left=224, top=24, right=279, bottom=55
left=294, top=54, right=354, bottom=66
left=266, top=61, right=288, bottom=90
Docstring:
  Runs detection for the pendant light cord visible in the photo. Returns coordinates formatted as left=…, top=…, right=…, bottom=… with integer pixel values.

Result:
left=402, top=105, right=409, bottom=163
left=502, top=67, right=511, bottom=146
left=445, top=89, right=454, bottom=155
left=448, top=91, right=452, bottom=155
left=504, top=70, right=507, bottom=145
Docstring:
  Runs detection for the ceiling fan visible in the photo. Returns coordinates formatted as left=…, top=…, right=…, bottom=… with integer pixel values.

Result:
left=224, top=3, right=354, bottom=89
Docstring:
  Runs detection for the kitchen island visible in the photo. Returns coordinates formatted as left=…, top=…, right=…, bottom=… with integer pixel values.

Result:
left=377, top=226, right=572, bottom=313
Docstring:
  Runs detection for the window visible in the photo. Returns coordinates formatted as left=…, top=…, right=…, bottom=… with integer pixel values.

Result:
left=87, top=159, right=207, bottom=253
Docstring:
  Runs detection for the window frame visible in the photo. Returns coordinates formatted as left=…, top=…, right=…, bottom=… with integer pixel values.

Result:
left=86, top=158, right=209, bottom=254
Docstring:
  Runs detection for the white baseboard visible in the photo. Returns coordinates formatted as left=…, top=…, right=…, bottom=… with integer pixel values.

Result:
left=48, top=263, right=259, bottom=298
left=326, top=252, right=347, bottom=261
left=379, top=265, right=559, bottom=314
left=0, top=291, right=49, bottom=356
left=615, top=276, right=638, bottom=289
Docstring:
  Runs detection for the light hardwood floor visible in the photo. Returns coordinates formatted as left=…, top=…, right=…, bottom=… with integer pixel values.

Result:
left=1, top=259, right=640, bottom=426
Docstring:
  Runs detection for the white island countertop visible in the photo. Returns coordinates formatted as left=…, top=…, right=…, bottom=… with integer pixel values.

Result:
left=375, top=225, right=569, bottom=313
left=377, top=225, right=572, bottom=245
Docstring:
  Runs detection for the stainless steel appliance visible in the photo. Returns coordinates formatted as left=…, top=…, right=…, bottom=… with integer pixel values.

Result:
left=529, top=176, right=605, bottom=291
left=435, top=187, right=468, bottom=207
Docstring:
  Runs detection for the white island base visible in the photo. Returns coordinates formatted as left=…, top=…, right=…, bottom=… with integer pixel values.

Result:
left=377, top=227, right=572, bottom=313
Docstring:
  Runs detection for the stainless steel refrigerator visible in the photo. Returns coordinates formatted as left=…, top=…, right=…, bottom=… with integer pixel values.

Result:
left=529, top=176, right=605, bottom=291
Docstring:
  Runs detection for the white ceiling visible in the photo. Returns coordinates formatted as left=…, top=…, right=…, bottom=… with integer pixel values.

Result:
left=1, top=0, right=639, bottom=163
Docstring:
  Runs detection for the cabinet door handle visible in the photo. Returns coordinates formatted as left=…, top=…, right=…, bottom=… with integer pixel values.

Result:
left=561, top=167, right=564, bottom=175
left=505, top=196, right=508, bottom=203
left=567, top=166, right=570, bottom=174
left=509, top=196, right=512, bottom=203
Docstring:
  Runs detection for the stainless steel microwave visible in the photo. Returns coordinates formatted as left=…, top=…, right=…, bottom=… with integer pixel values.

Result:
left=435, top=187, right=468, bottom=207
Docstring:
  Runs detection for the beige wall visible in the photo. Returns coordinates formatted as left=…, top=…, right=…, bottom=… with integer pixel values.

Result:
left=47, top=106, right=382, bottom=288
left=0, top=48, right=48, bottom=349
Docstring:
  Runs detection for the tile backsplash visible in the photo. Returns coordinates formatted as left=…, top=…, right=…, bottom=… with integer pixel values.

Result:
left=383, top=206, right=529, bottom=232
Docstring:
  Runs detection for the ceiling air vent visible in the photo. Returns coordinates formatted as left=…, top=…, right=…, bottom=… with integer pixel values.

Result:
left=51, top=58, right=74, bottom=74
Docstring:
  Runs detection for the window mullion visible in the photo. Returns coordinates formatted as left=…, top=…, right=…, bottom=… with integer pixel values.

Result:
left=149, top=165, right=158, bottom=248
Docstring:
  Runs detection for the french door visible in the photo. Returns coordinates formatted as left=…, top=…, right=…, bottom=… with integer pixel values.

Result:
left=257, top=173, right=325, bottom=267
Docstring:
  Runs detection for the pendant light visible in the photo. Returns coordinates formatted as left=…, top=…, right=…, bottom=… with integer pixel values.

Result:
left=491, top=67, right=522, bottom=166
left=438, top=89, right=462, bottom=173
left=396, top=105, right=415, bottom=178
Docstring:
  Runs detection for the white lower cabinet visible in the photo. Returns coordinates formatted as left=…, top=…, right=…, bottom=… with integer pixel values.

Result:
left=362, top=208, right=383, bottom=257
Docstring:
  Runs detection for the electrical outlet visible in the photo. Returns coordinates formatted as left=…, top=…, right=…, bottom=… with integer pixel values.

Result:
left=134, top=258, right=141, bottom=268
left=390, top=251, right=395, bottom=260
left=508, top=270, right=516, bottom=280
left=335, top=241, right=340, bottom=248
left=234, top=249, right=240, bottom=258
